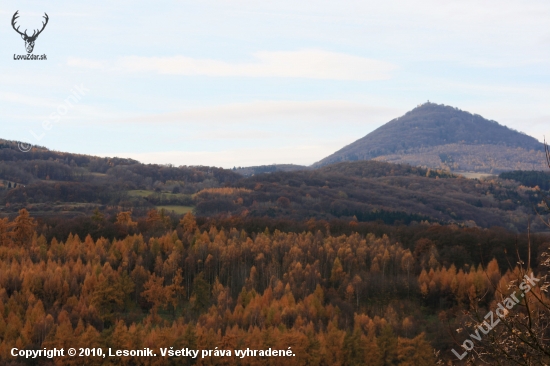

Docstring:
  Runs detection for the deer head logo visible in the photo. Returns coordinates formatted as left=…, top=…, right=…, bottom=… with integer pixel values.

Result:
left=12, top=11, right=49, bottom=54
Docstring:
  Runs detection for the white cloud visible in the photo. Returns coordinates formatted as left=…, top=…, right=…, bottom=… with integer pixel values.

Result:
left=69, top=50, right=396, bottom=81
left=108, top=100, right=402, bottom=126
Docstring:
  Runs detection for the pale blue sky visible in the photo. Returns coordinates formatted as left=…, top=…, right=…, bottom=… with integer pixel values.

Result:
left=1, top=0, right=549, bottom=167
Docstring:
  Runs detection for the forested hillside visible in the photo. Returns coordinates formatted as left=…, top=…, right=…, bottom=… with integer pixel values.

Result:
left=196, top=161, right=549, bottom=231
left=499, top=170, right=550, bottom=190
left=1, top=139, right=549, bottom=232
left=314, top=103, right=547, bottom=173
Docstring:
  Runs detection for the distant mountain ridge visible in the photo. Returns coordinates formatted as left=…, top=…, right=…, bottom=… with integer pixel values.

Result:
left=233, top=164, right=309, bottom=177
left=314, top=103, right=546, bottom=173
left=2, top=136, right=550, bottom=232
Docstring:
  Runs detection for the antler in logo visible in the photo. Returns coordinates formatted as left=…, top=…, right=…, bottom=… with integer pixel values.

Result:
left=12, top=11, right=49, bottom=54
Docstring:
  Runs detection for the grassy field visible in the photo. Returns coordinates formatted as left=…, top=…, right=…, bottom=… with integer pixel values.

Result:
left=156, top=205, right=194, bottom=215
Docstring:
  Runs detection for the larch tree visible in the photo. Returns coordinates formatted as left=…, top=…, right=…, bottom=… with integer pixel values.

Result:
left=10, top=208, right=36, bottom=246
left=377, top=324, right=398, bottom=366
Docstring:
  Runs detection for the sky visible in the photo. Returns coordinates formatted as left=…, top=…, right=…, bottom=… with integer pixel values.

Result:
left=1, top=0, right=549, bottom=168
